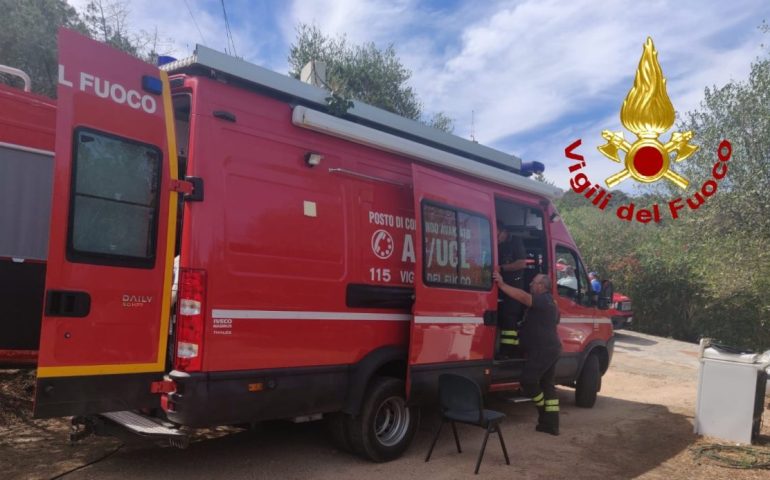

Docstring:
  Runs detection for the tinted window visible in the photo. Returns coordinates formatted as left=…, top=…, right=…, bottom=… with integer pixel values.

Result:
left=68, top=129, right=161, bottom=267
left=422, top=202, right=493, bottom=290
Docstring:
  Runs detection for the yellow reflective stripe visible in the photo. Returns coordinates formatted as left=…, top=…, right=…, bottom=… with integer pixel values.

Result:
left=545, top=406, right=560, bottom=412
left=500, top=330, right=518, bottom=336
left=532, top=393, right=544, bottom=402
left=535, top=399, right=545, bottom=407
left=500, top=339, right=520, bottom=345
left=545, top=399, right=559, bottom=406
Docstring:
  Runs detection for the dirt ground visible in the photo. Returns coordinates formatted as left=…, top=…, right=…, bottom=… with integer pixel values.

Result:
left=1, top=331, right=769, bottom=479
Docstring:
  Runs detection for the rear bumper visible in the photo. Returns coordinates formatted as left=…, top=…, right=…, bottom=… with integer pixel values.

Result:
left=163, top=366, right=348, bottom=428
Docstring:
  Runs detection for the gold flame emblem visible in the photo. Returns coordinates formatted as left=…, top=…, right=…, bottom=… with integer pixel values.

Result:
left=598, top=38, right=697, bottom=189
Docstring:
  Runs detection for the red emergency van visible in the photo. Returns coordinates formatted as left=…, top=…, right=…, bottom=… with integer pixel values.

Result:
left=31, top=29, right=614, bottom=460
left=0, top=68, right=55, bottom=365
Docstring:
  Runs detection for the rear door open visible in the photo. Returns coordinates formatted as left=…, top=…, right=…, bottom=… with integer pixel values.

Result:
left=34, top=29, right=180, bottom=417
left=409, top=164, right=498, bottom=403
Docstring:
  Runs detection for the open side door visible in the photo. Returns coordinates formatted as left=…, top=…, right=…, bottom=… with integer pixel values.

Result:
left=409, top=164, right=497, bottom=403
left=34, top=29, right=180, bottom=417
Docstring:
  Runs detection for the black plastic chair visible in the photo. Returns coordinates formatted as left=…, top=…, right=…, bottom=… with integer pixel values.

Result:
left=425, top=374, right=510, bottom=474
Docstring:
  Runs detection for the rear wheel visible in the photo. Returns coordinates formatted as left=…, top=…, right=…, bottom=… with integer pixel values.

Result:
left=575, top=353, right=600, bottom=408
left=347, top=377, right=418, bottom=462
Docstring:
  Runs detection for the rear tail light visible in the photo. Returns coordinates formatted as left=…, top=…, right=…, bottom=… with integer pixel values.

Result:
left=174, top=268, right=206, bottom=372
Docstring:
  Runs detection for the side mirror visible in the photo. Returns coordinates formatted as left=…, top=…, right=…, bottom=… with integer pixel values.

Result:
left=597, top=280, right=614, bottom=310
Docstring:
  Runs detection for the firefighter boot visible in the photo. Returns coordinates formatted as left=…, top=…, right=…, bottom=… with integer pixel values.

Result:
left=536, top=406, right=545, bottom=427
left=536, top=399, right=559, bottom=436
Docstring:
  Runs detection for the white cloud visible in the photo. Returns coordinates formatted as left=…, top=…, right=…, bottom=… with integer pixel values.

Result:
left=280, top=0, right=418, bottom=45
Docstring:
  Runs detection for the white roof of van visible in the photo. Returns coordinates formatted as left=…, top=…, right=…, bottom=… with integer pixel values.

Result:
left=164, top=46, right=525, bottom=167
left=162, top=45, right=562, bottom=199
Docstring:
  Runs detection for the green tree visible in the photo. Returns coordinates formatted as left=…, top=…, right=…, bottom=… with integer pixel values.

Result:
left=0, top=0, right=87, bottom=97
left=670, top=55, right=770, bottom=348
left=0, top=0, right=165, bottom=97
left=288, top=23, right=453, bottom=132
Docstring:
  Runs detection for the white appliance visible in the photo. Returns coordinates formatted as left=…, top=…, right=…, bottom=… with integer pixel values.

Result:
left=694, top=340, right=769, bottom=444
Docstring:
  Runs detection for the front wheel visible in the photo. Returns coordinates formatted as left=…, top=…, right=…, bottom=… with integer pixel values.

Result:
left=575, top=353, right=600, bottom=408
left=347, top=377, right=418, bottom=462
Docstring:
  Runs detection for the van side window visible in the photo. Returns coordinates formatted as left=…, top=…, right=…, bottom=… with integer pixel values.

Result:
left=67, top=128, right=162, bottom=268
left=421, top=201, right=493, bottom=290
left=555, top=246, right=592, bottom=306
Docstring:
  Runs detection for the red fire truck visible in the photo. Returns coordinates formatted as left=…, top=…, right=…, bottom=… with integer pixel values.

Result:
left=0, top=67, right=55, bottom=366
left=24, top=29, right=614, bottom=460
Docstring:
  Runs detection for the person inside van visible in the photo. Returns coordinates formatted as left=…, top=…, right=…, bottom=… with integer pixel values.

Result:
left=496, top=220, right=527, bottom=358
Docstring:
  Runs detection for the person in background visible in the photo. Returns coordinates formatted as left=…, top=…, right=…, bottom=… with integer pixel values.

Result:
left=589, top=271, right=601, bottom=294
left=493, top=272, right=562, bottom=435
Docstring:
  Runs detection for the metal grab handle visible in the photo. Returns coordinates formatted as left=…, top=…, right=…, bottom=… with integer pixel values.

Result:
left=0, top=65, right=31, bottom=92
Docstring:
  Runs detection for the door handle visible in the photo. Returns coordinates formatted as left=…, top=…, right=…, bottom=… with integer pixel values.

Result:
left=45, top=290, right=91, bottom=317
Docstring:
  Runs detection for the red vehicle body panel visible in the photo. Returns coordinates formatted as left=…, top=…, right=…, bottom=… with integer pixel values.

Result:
left=0, top=80, right=56, bottom=365
left=0, top=83, right=56, bottom=150
left=183, top=75, right=411, bottom=372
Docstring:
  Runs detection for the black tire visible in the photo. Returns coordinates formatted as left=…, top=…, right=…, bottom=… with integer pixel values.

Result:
left=575, top=353, right=600, bottom=408
left=347, top=377, right=418, bottom=462
left=325, top=412, right=354, bottom=453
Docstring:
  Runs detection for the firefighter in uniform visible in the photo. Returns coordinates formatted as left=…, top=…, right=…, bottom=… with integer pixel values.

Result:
left=493, top=271, right=561, bottom=435
left=496, top=222, right=527, bottom=357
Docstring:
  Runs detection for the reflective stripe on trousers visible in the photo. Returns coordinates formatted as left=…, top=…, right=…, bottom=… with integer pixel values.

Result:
left=500, top=329, right=519, bottom=345
left=544, top=398, right=559, bottom=412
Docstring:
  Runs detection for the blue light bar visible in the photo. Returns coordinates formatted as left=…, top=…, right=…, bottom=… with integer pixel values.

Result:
left=157, top=55, right=177, bottom=66
left=142, top=75, right=163, bottom=95
left=520, top=161, right=545, bottom=177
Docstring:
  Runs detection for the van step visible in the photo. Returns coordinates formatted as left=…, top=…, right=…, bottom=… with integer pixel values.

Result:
left=492, top=358, right=526, bottom=368
left=504, top=396, right=533, bottom=404
left=100, top=411, right=186, bottom=438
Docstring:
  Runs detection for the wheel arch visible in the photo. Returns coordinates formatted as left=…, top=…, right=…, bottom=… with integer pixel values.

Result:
left=578, top=340, right=611, bottom=377
left=342, top=345, right=407, bottom=416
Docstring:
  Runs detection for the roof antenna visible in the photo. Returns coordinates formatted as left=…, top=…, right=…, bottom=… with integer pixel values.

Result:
left=470, top=110, right=478, bottom=143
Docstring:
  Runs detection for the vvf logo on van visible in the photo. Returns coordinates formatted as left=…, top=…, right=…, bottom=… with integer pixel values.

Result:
left=564, top=38, right=732, bottom=223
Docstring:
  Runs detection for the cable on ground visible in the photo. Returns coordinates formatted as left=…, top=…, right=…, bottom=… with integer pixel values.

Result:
left=48, top=443, right=124, bottom=480
left=690, top=443, right=770, bottom=469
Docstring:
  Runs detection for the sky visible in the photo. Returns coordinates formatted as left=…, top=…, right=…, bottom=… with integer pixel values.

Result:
left=68, top=0, right=770, bottom=191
